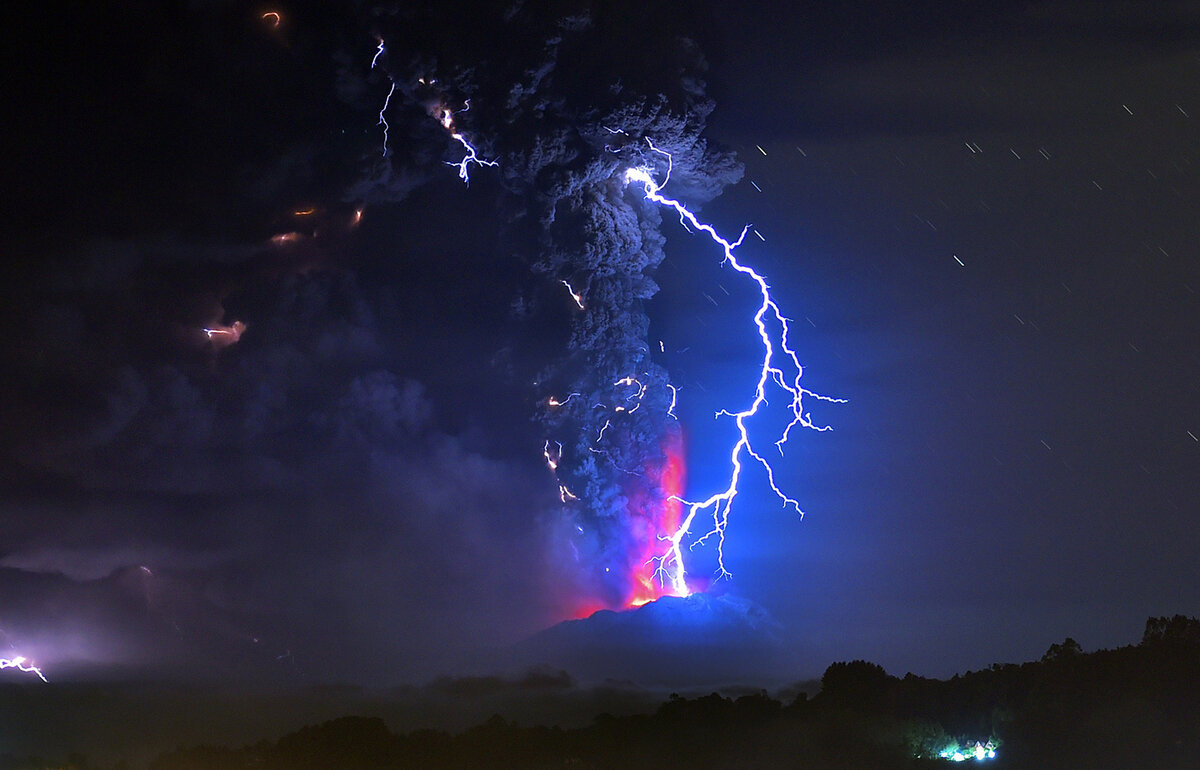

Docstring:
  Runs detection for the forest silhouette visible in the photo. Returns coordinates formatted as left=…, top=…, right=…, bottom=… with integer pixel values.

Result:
left=4, top=615, right=1197, bottom=769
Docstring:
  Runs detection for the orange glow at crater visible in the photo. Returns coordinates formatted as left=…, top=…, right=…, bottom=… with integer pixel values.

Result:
left=623, top=434, right=687, bottom=608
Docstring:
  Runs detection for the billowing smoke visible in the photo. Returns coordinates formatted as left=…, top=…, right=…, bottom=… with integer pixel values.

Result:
left=366, top=2, right=741, bottom=608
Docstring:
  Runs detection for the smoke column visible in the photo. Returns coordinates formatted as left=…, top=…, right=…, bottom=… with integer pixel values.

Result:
left=363, top=3, right=831, bottom=611
left=507, top=102, right=742, bottom=610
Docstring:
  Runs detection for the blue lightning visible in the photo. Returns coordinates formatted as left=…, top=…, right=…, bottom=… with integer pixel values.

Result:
left=371, top=39, right=394, bottom=157
left=375, top=34, right=841, bottom=602
left=376, top=82, right=396, bottom=158
left=434, top=105, right=499, bottom=185
left=623, top=139, right=845, bottom=595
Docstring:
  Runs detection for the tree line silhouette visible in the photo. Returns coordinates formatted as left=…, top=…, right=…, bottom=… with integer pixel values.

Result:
left=5, top=615, right=1197, bottom=769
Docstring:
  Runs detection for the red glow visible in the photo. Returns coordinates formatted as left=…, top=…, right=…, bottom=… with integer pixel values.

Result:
left=563, top=433, right=690, bottom=620
left=570, top=601, right=608, bottom=620
left=623, top=434, right=686, bottom=608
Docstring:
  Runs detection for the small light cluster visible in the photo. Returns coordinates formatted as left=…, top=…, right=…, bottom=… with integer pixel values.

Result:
left=939, top=740, right=997, bottom=762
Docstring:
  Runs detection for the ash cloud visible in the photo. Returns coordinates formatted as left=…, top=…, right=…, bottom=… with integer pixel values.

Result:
left=1, top=0, right=748, bottom=686
left=0, top=230, right=556, bottom=683
left=367, top=0, right=742, bottom=604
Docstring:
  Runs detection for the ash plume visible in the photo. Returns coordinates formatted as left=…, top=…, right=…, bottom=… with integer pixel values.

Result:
left=365, top=1, right=742, bottom=606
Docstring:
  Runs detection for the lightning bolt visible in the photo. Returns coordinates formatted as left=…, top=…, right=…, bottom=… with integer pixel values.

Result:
left=202, top=320, right=246, bottom=348
left=376, top=82, right=396, bottom=158
left=547, top=393, right=581, bottom=409
left=543, top=439, right=562, bottom=471
left=370, top=38, right=395, bottom=157
left=371, top=39, right=497, bottom=181
left=435, top=105, right=498, bottom=185
left=665, top=383, right=679, bottom=421
left=373, top=37, right=842, bottom=603
left=623, top=138, right=845, bottom=595
left=0, top=656, right=47, bottom=683
left=561, top=280, right=586, bottom=309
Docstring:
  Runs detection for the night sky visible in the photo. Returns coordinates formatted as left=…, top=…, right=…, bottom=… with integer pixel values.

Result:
left=4, top=0, right=1198, bottom=704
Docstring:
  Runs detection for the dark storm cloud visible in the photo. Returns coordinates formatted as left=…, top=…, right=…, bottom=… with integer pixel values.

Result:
left=1, top=0, right=769, bottom=686
left=2, top=0, right=600, bottom=685
left=0, top=214, right=560, bottom=681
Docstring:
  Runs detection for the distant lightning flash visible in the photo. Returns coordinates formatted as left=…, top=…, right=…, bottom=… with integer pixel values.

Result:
left=0, top=656, right=47, bottom=683
left=624, top=139, right=845, bottom=595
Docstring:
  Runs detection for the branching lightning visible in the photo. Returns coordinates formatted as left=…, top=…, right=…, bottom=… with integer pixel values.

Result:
left=372, top=39, right=497, bottom=181
left=622, top=139, right=845, bottom=596
left=369, top=36, right=840, bottom=606
left=0, top=656, right=47, bottom=683
left=436, top=106, right=499, bottom=184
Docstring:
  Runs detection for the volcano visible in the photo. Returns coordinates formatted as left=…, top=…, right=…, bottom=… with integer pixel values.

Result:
left=515, top=593, right=808, bottom=689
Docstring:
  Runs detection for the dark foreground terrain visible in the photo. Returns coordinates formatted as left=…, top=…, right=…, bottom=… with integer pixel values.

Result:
left=5, top=616, right=1198, bottom=769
